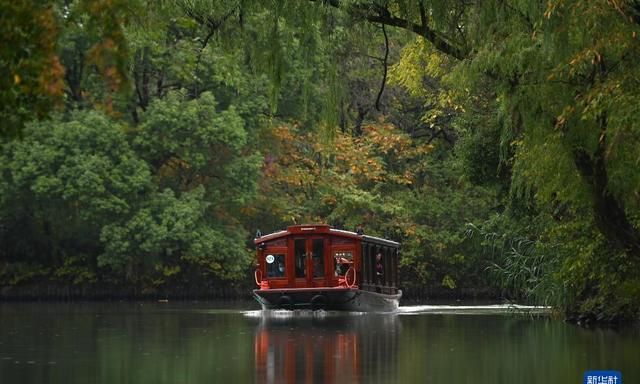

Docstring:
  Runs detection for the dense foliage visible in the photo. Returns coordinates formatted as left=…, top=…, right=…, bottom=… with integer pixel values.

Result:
left=1, top=0, right=639, bottom=322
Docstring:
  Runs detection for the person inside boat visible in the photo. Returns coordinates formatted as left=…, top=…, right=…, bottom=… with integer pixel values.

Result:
left=277, top=261, right=285, bottom=277
left=375, top=253, right=384, bottom=286
left=334, top=255, right=351, bottom=276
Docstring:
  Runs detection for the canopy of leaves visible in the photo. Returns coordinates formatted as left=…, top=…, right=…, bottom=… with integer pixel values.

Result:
left=1, top=0, right=639, bottom=322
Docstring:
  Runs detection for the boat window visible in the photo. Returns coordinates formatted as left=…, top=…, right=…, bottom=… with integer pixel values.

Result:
left=266, top=254, right=286, bottom=278
left=312, top=239, right=324, bottom=278
left=334, top=251, right=353, bottom=276
left=295, top=239, right=306, bottom=278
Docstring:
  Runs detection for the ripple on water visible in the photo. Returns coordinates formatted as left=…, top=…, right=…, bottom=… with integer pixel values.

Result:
left=397, top=304, right=551, bottom=315
left=242, top=304, right=549, bottom=317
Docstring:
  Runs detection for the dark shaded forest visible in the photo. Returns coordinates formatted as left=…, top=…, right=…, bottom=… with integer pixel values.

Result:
left=1, top=0, right=639, bottom=323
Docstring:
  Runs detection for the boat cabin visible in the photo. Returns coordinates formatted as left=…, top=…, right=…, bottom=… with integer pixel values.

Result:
left=254, top=224, right=400, bottom=295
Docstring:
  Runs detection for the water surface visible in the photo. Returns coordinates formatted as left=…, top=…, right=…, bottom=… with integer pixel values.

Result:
left=0, top=302, right=637, bottom=383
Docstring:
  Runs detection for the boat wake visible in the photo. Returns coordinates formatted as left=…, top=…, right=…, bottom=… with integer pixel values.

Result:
left=397, top=304, right=551, bottom=315
left=243, top=309, right=367, bottom=319
left=242, top=304, right=550, bottom=318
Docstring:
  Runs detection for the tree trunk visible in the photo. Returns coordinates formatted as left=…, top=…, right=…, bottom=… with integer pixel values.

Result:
left=573, top=115, right=640, bottom=259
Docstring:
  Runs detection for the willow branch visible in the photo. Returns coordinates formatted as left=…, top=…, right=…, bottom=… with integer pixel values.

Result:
left=375, top=23, right=389, bottom=111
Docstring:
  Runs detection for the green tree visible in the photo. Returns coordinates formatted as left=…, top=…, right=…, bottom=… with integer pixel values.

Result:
left=0, top=1, right=64, bottom=137
left=0, top=94, right=260, bottom=286
left=0, top=111, right=150, bottom=284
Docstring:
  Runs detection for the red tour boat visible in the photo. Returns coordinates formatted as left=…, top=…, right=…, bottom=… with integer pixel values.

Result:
left=252, top=224, right=401, bottom=312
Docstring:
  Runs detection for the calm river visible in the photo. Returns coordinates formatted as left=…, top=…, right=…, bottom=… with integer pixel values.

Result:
left=0, top=302, right=638, bottom=383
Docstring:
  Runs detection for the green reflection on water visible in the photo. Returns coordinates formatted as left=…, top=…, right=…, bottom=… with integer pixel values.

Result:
left=397, top=315, right=639, bottom=384
left=0, top=303, right=256, bottom=384
left=0, top=303, right=638, bottom=384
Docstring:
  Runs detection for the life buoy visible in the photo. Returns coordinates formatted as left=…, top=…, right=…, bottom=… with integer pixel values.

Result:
left=254, top=269, right=262, bottom=286
left=345, top=267, right=356, bottom=288
left=278, top=295, right=294, bottom=310
left=310, top=294, right=327, bottom=311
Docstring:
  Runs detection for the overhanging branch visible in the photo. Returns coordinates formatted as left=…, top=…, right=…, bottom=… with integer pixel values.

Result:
left=315, top=0, right=469, bottom=60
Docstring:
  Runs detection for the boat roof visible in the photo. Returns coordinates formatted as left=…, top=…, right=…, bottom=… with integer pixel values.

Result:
left=362, top=234, right=400, bottom=248
left=254, top=224, right=400, bottom=247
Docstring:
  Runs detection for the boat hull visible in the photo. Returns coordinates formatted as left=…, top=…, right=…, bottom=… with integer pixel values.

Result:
left=252, top=287, right=402, bottom=312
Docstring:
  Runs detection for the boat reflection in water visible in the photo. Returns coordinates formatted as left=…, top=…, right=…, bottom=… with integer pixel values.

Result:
left=253, top=311, right=400, bottom=384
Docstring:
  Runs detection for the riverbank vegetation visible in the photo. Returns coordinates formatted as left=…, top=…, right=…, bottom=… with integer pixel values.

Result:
left=1, top=0, right=639, bottom=323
